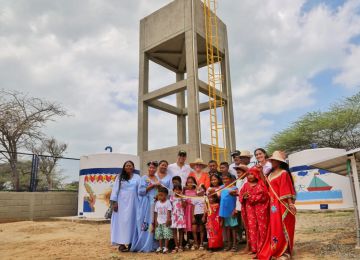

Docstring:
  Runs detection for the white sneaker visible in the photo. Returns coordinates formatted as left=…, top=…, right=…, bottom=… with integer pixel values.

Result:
left=155, top=247, right=162, bottom=253
left=163, top=247, right=169, bottom=254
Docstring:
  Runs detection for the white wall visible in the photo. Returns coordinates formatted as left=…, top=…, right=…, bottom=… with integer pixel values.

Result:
left=78, top=153, right=140, bottom=218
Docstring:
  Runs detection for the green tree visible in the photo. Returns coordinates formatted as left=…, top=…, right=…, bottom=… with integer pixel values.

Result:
left=267, top=92, right=360, bottom=154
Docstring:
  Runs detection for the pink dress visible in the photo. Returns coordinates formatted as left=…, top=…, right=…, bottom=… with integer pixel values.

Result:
left=170, top=195, right=186, bottom=229
left=184, top=189, right=196, bottom=232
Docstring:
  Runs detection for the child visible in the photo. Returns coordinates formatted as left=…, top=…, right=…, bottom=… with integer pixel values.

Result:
left=191, top=184, right=207, bottom=250
left=189, top=158, right=210, bottom=189
left=170, top=184, right=186, bottom=253
left=219, top=173, right=238, bottom=252
left=154, top=187, right=173, bottom=253
left=184, top=176, right=206, bottom=250
left=234, top=164, right=248, bottom=244
left=184, top=176, right=197, bottom=249
left=207, top=174, right=223, bottom=197
left=240, top=167, right=269, bottom=255
left=169, top=176, right=183, bottom=196
left=205, top=194, right=223, bottom=250
left=172, top=176, right=182, bottom=187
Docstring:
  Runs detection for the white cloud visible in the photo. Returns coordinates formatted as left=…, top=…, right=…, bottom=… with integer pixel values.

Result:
left=0, top=0, right=360, bottom=170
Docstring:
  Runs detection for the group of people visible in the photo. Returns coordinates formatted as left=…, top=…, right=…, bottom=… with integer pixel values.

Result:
left=110, top=148, right=296, bottom=260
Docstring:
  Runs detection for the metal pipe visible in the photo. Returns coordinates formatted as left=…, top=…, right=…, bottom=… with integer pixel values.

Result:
left=347, top=158, right=360, bottom=248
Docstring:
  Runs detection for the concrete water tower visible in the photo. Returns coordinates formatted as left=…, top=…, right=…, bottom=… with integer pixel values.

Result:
left=138, top=0, right=236, bottom=171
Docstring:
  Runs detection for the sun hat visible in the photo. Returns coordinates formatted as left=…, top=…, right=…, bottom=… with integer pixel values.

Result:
left=239, top=150, right=253, bottom=158
left=190, top=158, right=207, bottom=168
left=233, top=164, right=248, bottom=172
left=269, top=151, right=287, bottom=164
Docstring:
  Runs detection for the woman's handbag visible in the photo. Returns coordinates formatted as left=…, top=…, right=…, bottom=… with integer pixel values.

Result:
left=104, top=175, right=122, bottom=219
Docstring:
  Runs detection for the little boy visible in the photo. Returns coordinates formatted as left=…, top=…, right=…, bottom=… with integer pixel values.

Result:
left=154, top=187, right=173, bottom=253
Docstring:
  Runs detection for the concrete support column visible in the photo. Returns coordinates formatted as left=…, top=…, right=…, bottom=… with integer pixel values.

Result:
left=176, top=73, right=186, bottom=145
left=138, top=51, right=149, bottom=156
left=222, top=29, right=236, bottom=159
left=185, top=28, right=201, bottom=158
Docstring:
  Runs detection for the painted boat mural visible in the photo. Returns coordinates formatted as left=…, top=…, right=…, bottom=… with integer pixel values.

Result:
left=291, top=168, right=343, bottom=205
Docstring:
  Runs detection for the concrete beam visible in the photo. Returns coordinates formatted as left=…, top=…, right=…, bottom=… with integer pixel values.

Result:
left=142, top=80, right=187, bottom=102
left=182, top=100, right=223, bottom=115
left=147, top=100, right=183, bottom=115
left=149, top=56, right=179, bottom=73
left=198, top=79, right=227, bottom=101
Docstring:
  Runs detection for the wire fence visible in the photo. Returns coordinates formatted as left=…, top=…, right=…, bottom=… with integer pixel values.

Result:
left=0, top=151, right=79, bottom=192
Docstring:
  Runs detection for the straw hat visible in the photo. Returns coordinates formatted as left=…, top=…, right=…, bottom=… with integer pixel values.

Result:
left=233, top=164, right=248, bottom=172
left=239, top=150, right=253, bottom=158
left=269, top=151, right=287, bottom=164
left=190, top=158, right=207, bottom=168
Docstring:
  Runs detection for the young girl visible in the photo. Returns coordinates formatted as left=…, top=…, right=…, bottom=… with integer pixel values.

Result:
left=170, top=184, right=186, bottom=252
left=154, top=187, right=173, bottom=254
left=205, top=194, right=223, bottom=250
left=207, top=174, right=223, bottom=197
left=184, top=176, right=206, bottom=250
left=219, top=173, right=238, bottom=252
left=240, top=167, right=269, bottom=256
left=184, top=176, right=197, bottom=249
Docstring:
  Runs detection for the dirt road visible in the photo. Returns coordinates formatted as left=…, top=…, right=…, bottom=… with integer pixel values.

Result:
left=0, top=210, right=358, bottom=259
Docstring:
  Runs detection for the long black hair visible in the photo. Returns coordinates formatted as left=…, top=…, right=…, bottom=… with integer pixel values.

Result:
left=270, top=161, right=295, bottom=191
left=119, top=160, right=135, bottom=183
left=280, top=162, right=295, bottom=189
left=210, top=174, right=223, bottom=187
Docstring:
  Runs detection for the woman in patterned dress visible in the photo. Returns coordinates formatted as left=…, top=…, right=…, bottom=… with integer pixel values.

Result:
left=258, top=151, right=296, bottom=260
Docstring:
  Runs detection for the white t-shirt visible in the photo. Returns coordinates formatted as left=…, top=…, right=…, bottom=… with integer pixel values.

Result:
left=229, top=163, right=239, bottom=178
left=262, top=161, right=272, bottom=176
left=154, top=200, right=172, bottom=224
left=167, top=163, right=192, bottom=187
left=236, top=178, right=247, bottom=211
left=192, top=197, right=205, bottom=215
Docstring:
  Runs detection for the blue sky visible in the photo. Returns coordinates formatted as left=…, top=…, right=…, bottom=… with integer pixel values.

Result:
left=1, top=0, right=360, bottom=181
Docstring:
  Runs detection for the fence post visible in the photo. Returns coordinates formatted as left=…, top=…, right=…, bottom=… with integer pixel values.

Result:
left=30, top=154, right=39, bottom=192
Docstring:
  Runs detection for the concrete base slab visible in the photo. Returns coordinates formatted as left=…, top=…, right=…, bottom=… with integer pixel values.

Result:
left=49, top=216, right=110, bottom=224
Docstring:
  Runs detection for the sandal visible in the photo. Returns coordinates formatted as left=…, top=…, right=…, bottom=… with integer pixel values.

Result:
left=118, top=244, right=128, bottom=252
left=230, top=246, right=237, bottom=252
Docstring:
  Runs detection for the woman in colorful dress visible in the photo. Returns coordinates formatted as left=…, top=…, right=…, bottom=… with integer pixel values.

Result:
left=110, top=160, right=141, bottom=252
left=239, top=166, right=269, bottom=256
left=258, top=151, right=296, bottom=260
left=156, top=160, right=172, bottom=190
left=131, top=161, right=160, bottom=252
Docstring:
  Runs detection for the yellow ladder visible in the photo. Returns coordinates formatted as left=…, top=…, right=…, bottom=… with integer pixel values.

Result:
left=203, top=0, right=226, bottom=164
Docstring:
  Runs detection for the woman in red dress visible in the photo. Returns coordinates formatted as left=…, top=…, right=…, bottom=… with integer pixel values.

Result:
left=258, top=151, right=296, bottom=260
left=240, top=167, right=269, bottom=256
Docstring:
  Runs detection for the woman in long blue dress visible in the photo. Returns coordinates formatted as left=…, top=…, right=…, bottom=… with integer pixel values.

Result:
left=131, top=161, right=160, bottom=252
left=110, top=160, right=141, bottom=252
left=156, top=160, right=172, bottom=190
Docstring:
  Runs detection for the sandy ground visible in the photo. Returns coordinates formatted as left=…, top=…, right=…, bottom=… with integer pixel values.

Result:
left=0, top=210, right=359, bottom=260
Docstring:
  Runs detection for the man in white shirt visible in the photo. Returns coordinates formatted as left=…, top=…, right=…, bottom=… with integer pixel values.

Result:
left=167, top=150, right=192, bottom=187
left=229, top=150, right=241, bottom=178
